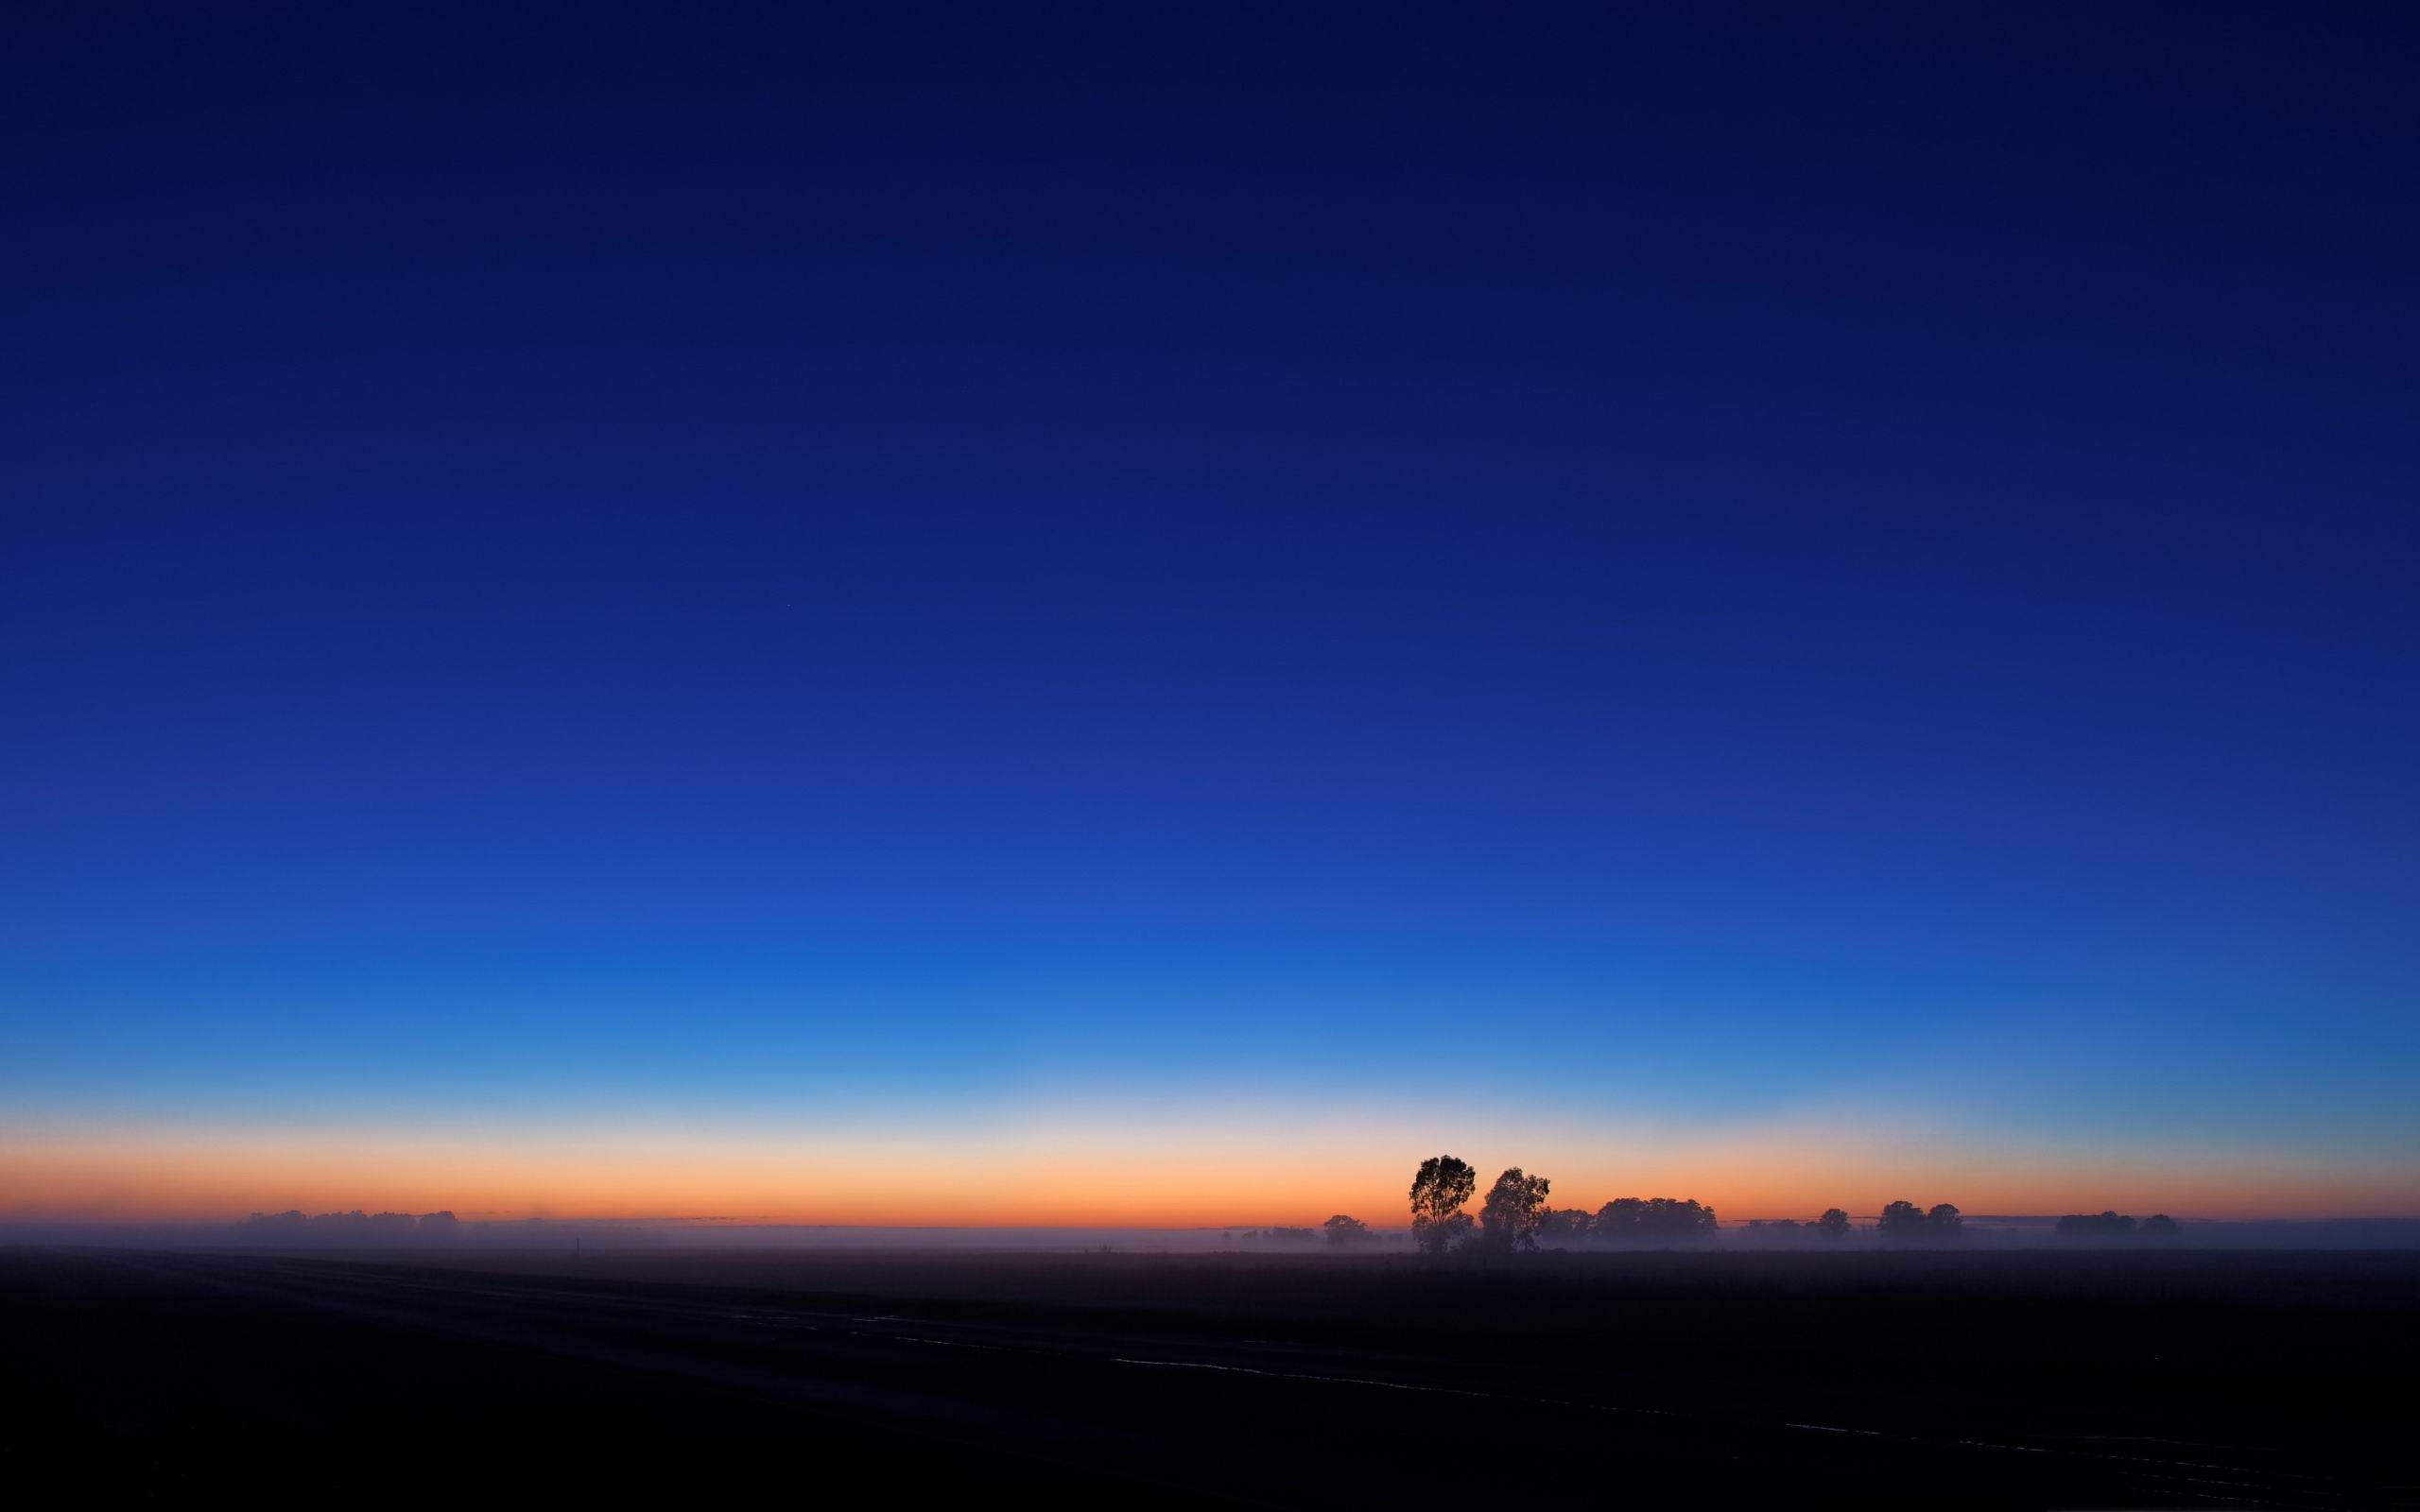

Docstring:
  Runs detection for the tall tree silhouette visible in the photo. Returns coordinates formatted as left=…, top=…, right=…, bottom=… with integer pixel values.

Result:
left=1816, top=1208, right=1850, bottom=1239
left=1478, top=1168, right=1551, bottom=1252
left=1409, top=1155, right=1477, bottom=1255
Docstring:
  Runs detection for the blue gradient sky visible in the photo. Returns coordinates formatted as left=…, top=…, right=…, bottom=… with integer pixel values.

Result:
left=5, top=3, right=2416, bottom=1221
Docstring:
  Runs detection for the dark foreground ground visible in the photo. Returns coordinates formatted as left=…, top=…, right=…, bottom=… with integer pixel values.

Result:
left=7, top=1246, right=2414, bottom=1507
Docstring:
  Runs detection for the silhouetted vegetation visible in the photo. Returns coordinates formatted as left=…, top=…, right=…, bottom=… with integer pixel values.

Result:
left=1739, top=1208, right=1856, bottom=1242
left=2057, top=1211, right=2138, bottom=1238
left=239, top=1209, right=458, bottom=1245
left=229, top=1179, right=2237, bottom=1257
left=1478, top=1168, right=1551, bottom=1252
left=1322, top=1214, right=1373, bottom=1246
left=1877, top=1201, right=1962, bottom=1241
left=1536, top=1208, right=1595, bottom=1244
left=2051, top=1211, right=2188, bottom=1240
left=1595, top=1196, right=1720, bottom=1241
left=1236, top=1227, right=1316, bottom=1244
left=1409, top=1155, right=1477, bottom=1254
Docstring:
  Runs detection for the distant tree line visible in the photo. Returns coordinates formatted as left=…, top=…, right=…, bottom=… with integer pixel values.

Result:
left=1876, top=1200, right=1962, bottom=1240
left=1357, top=1156, right=2008, bottom=1255
left=1742, top=1210, right=1853, bottom=1239
left=2056, top=1211, right=2181, bottom=1238
left=1218, top=1222, right=1407, bottom=1246
left=1398, top=1155, right=1744, bottom=1255
left=240, top=1210, right=459, bottom=1242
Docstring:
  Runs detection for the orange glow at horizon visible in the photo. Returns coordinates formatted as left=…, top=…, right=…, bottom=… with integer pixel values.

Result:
left=6, top=1118, right=2412, bottom=1226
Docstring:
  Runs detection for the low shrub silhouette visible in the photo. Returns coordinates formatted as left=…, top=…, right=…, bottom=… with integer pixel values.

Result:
left=2057, top=1211, right=2139, bottom=1238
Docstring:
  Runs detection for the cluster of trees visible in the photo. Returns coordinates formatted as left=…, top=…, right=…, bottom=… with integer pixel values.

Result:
left=2056, top=1211, right=2182, bottom=1238
left=1585, top=1196, right=1721, bottom=1240
left=241, top=1210, right=458, bottom=1242
left=1742, top=1211, right=1854, bottom=1238
left=1380, top=1159, right=1995, bottom=1254
left=1876, top=1200, right=1962, bottom=1239
left=1401, top=1156, right=1738, bottom=1255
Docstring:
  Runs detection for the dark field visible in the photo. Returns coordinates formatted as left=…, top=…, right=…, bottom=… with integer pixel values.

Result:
left=8, top=1246, right=2415, bottom=1506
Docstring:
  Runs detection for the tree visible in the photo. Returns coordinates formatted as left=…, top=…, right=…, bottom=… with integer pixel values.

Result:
left=1876, top=1200, right=1928, bottom=1238
left=1642, top=1197, right=1718, bottom=1239
left=2142, top=1213, right=2182, bottom=1237
left=1536, top=1208, right=1595, bottom=1245
left=1478, top=1167, right=1551, bottom=1252
left=1594, top=1197, right=1647, bottom=1239
left=1323, top=1213, right=1372, bottom=1246
left=1409, top=1155, right=1477, bottom=1255
left=1594, top=1195, right=1718, bottom=1243
left=1876, top=1200, right=1962, bottom=1241
left=1816, top=1208, right=1850, bottom=1239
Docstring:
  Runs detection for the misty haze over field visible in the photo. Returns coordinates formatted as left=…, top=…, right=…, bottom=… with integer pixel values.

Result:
left=11, top=1214, right=2419, bottom=1252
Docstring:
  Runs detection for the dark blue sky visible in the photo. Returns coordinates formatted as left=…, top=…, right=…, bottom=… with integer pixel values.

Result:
left=5, top=4, right=2415, bottom=1218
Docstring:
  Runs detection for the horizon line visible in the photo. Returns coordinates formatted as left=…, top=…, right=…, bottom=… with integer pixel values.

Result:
left=16, top=1213, right=2420, bottom=1229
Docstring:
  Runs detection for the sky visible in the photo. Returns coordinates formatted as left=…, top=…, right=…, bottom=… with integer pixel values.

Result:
left=5, top=3, right=2416, bottom=1226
